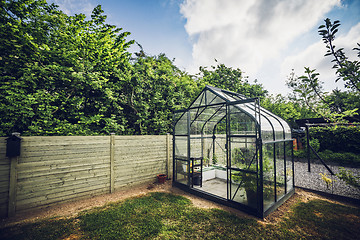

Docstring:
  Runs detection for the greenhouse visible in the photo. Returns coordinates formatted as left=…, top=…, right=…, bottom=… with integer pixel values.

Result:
left=173, top=85, right=294, bottom=218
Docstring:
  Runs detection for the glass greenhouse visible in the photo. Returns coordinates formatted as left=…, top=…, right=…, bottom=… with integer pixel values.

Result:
left=173, top=85, right=294, bottom=218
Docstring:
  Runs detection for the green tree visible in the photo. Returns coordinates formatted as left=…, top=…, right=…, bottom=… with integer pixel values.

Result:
left=0, top=1, right=134, bottom=136
left=286, top=68, right=358, bottom=123
left=122, top=53, right=202, bottom=134
left=261, top=94, right=315, bottom=127
left=198, top=63, right=267, bottom=100
left=318, top=18, right=360, bottom=92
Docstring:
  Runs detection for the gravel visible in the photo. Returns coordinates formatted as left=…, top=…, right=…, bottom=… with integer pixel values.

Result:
left=294, top=160, right=360, bottom=199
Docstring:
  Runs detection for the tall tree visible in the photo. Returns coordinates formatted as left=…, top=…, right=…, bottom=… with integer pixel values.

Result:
left=0, top=1, right=134, bottom=135
left=198, top=63, right=267, bottom=99
left=123, top=53, right=202, bottom=134
left=318, top=18, right=360, bottom=92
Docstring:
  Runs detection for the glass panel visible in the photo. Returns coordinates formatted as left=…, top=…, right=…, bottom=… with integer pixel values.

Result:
left=190, top=138, right=202, bottom=159
left=212, top=134, right=227, bottom=167
left=263, top=143, right=275, bottom=211
left=275, top=142, right=286, bottom=200
left=175, top=159, right=188, bottom=185
left=230, top=112, right=256, bottom=135
left=230, top=169, right=257, bottom=208
left=175, top=136, right=187, bottom=158
left=261, top=115, right=274, bottom=142
left=261, top=109, right=285, bottom=141
left=285, top=141, right=294, bottom=192
left=230, top=137, right=257, bottom=170
left=174, top=112, right=188, bottom=135
left=192, top=91, right=205, bottom=107
left=205, top=90, right=218, bottom=105
left=283, top=122, right=292, bottom=139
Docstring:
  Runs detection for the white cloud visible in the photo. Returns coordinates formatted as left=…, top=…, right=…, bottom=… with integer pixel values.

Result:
left=52, top=0, right=96, bottom=17
left=282, top=22, right=360, bottom=92
left=180, top=0, right=341, bottom=92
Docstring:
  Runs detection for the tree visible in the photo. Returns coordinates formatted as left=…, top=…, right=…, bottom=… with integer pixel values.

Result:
left=287, top=68, right=357, bottom=123
left=198, top=63, right=268, bottom=99
left=0, top=1, right=134, bottom=135
left=318, top=18, right=360, bottom=92
left=261, top=94, right=314, bottom=127
left=122, top=53, right=202, bottom=134
left=286, top=18, right=360, bottom=123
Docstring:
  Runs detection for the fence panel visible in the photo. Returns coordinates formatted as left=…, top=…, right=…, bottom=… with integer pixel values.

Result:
left=16, top=136, right=110, bottom=213
left=0, top=134, right=172, bottom=218
left=114, top=135, right=168, bottom=190
left=0, top=138, right=9, bottom=218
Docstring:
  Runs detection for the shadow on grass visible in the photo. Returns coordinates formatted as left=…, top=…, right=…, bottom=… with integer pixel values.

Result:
left=1, top=192, right=359, bottom=240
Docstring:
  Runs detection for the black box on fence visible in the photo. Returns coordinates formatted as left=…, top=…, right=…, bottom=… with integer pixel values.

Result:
left=6, top=133, right=22, bottom=158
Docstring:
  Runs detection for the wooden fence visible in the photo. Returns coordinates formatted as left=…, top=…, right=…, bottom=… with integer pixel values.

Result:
left=0, top=134, right=172, bottom=218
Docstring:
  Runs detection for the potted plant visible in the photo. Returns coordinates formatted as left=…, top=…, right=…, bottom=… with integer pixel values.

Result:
left=231, top=147, right=274, bottom=206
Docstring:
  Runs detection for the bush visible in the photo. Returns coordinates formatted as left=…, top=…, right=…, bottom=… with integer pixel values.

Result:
left=318, top=150, right=360, bottom=166
left=309, top=126, right=360, bottom=154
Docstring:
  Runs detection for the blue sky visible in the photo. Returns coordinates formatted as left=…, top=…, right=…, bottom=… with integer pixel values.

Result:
left=50, top=0, right=360, bottom=95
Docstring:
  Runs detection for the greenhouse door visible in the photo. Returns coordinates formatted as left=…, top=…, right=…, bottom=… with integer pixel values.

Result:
left=227, top=101, right=259, bottom=209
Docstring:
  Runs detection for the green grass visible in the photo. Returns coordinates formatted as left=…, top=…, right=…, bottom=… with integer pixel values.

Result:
left=1, top=192, right=359, bottom=240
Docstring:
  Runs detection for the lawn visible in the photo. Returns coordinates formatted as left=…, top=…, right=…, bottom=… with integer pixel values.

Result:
left=1, top=192, right=359, bottom=240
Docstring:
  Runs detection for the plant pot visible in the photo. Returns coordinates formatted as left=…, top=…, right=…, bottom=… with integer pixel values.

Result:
left=157, top=174, right=167, bottom=184
left=246, top=189, right=257, bottom=208
left=192, top=172, right=201, bottom=186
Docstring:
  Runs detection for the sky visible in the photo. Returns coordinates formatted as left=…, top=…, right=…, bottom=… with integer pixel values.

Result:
left=49, top=0, right=360, bottom=95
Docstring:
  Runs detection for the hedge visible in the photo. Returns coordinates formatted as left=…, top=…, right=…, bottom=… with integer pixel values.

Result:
left=309, top=125, right=360, bottom=154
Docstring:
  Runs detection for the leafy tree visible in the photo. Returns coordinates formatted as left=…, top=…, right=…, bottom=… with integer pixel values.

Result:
left=261, top=94, right=315, bottom=127
left=0, top=1, right=134, bottom=136
left=286, top=18, right=360, bottom=123
left=318, top=18, right=360, bottom=92
left=198, top=63, right=267, bottom=100
left=286, top=68, right=358, bottom=123
left=122, top=53, right=202, bottom=134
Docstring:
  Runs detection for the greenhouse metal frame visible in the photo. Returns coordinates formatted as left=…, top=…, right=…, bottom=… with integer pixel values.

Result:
left=173, top=85, right=295, bottom=218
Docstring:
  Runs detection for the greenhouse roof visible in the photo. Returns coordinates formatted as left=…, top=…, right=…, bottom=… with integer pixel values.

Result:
left=176, top=85, right=292, bottom=142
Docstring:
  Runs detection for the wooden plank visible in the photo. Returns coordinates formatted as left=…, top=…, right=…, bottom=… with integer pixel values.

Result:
left=20, top=146, right=109, bottom=158
left=18, top=160, right=109, bottom=175
left=17, top=180, right=110, bottom=205
left=110, top=133, right=115, bottom=193
left=17, top=156, right=110, bottom=172
left=17, top=175, right=109, bottom=201
left=17, top=170, right=109, bottom=190
left=8, top=156, right=18, bottom=217
left=115, top=166, right=165, bottom=178
left=115, top=158, right=166, bottom=167
left=17, top=186, right=108, bottom=212
left=115, top=151, right=166, bottom=160
left=17, top=163, right=109, bottom=180
left=17, top=182, right=109, bottom=208
left=20, top=151, right=109, bottom=164
left=115, top=172, right=158, bottom=185
left=17, top=188, right=108, bottom=214
left=21, top=136, right=109, bottom=146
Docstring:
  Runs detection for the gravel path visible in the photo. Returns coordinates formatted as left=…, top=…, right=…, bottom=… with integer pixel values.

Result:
left=294, top=160, right=360, bottom=199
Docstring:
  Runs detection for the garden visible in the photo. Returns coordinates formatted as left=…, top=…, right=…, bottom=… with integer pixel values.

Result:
left=0, top=183, right=359, bottom=240
left=1, top=1, right=360, bottom=238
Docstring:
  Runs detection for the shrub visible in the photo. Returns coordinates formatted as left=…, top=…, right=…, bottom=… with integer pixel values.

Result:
left=309, top=126, right=360, bottom=154
left=318, top=150, right=360, bottom=166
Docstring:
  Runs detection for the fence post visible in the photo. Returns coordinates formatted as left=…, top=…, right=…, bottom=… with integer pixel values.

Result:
left=8, top=155, right=18, bottom=217
left=110, top=133, right=115, bottom=193
left=305, top=125, right=310, bottom=172
left=166, top=133, right=171, bottom=179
